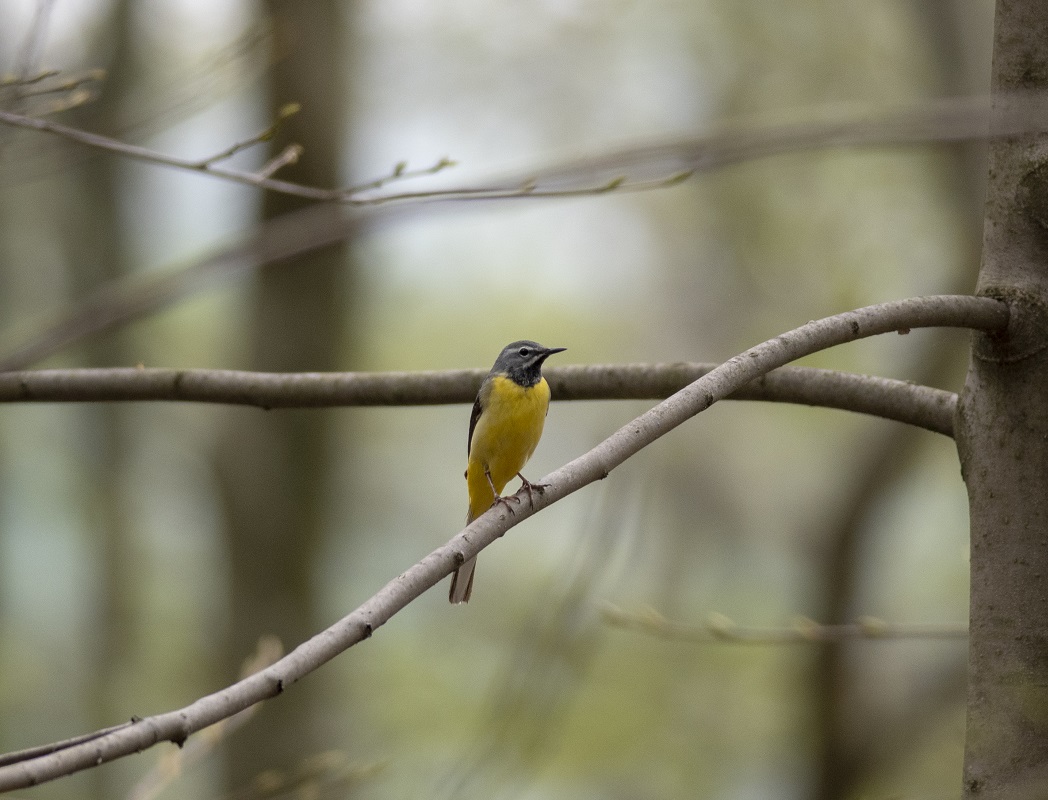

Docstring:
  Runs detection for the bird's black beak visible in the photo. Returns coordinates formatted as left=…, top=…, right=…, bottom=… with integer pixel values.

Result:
left=536, top=346, right=566, bottom=367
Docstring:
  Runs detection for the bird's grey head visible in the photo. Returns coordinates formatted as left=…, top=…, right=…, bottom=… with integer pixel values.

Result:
left=492, top=340, right=566, bottom=387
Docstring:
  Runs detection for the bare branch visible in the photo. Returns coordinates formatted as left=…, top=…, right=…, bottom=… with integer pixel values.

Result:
left=0, top=363, right=958, bottom=435
left=350, top=156, right=458, bottom=193
left=1, top=68, right=104, bottom=98
left=0, top=202, right=354, bottom=372
left=0, top=106, right=337, bottom=200
left=192, top=102, right=301, bottom=168
left=256, top=142, right=302, bottom=178
left=0, top=69, right=60, bottom=87
left=10, top=0, right=56, bottom=90
left=2, top=93, right=1048, bottom=206
left=601, top=605, right=968, bottom=643
left=0, top=295, right=1006, bottom=792
left=0, top=722, right=134, bottom=770
left=20, top=72, right=104, bottom=100
left=125, top=636, right=283, bottom=800
left=0, top=94, right=1035, bottom=371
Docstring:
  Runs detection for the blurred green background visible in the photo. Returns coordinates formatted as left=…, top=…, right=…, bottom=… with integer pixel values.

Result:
left=0, top=1, right=992, bottom=798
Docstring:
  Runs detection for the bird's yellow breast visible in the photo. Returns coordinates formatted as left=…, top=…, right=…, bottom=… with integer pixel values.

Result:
left=466, top=374, right=551, bottom=518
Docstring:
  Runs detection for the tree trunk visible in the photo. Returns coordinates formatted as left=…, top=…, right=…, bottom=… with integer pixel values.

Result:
left=216, top=1, right=354, bottom=790
left=957, top=2, right=1048, bottom=797
left=67, top=4, right=137, bottom=798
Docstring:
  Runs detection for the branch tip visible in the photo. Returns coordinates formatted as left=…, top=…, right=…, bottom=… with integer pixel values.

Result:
left=278, top=102, right=301, bottom=120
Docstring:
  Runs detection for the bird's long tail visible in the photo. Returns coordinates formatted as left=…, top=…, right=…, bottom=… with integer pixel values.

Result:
left=449, top=557, right=476, bottom=603
left=450, top=466, right=498, bottom=603
left=449, top=508, right=478, bottom=603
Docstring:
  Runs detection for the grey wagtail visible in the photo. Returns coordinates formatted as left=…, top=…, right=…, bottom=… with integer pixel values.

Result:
left=449, top=340, right=566, bottom=603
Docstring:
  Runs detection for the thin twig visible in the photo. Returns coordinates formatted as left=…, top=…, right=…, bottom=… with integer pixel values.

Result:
left=0, top=722, right=134, bottom=770
left=1, top=94, right=1037, bottom=372
left=13, top=69, right=105, bottom=99
left=0, top=107, right=454, bottom=203
left=3, top=94, right=1048, bottom=206
left=0, top=102, right=686, bottom=203
left=0, top=363, right=958, bottom=435
left=350, top=156, right=458, bottom=193
left=0, top=69, right=60, bottom=87
left=125, top=636, right=284, bottom=800
left=0, top=106, right=330, bottom=198
left=192, top=102, right=300, bottom=167
left=11, top=0, right=56, bottom=90
left=0, top=295, right=1006, bottom=793
left=600, top=605, right=968, bottom=644
left=256, top=143, right=302, bottom=178
left=0, top=202, right=354, bottom=372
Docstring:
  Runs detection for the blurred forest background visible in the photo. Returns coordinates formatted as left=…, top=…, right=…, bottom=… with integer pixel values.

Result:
left=0, top=1, right=995, bottom=798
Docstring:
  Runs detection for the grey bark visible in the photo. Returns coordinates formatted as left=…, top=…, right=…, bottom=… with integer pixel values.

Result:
left=958, top=2, right=1048, bottom=797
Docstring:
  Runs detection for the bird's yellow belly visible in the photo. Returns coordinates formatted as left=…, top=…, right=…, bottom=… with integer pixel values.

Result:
left=467, top=376, right=550, bottom=518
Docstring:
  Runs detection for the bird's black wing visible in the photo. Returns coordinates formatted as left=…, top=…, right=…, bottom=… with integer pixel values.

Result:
left=467, top=394, right=483, bottom=457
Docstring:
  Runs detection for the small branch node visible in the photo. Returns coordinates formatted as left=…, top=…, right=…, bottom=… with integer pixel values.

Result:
left=194, top=104, right=302, bottom=169
left=256, top=143, right=303, bottom=178
left=347, top=155, right=460, bottom=195
left=664, top=170, right=695, bottom=186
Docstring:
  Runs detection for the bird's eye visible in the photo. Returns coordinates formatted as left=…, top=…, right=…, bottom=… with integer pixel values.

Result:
left=518, top=347, right=531, bottom=357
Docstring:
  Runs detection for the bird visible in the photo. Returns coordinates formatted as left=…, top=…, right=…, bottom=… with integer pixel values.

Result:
left=449, top=340, right=566, bottom=603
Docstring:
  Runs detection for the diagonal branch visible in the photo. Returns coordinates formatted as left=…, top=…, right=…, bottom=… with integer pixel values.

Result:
left=0, top=203, right=354, bottom=372
left=0, top=363, right=957, bottom=435
left=0, top=294, right=1007, bottom=793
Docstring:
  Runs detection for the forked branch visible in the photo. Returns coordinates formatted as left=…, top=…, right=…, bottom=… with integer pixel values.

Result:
left=0, top=294, right=1007, bottom=792
left=3, top=93, right=1048, bottom=205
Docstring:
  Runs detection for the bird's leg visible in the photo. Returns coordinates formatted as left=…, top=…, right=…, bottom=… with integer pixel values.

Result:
left=486, top=468, right=520, bottom=512
left=516, top=472, right=550, bottom=506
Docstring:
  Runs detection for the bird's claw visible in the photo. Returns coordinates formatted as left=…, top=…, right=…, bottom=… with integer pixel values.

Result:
left=493, top=494, right=521, bottom=513
left=516, top=474, right=550, bottom=506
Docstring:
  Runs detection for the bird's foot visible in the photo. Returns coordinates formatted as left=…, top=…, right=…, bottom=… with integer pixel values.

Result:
left=516, top=473, right=550, bottom=506
left=493, top=493, right=521, bottom=513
